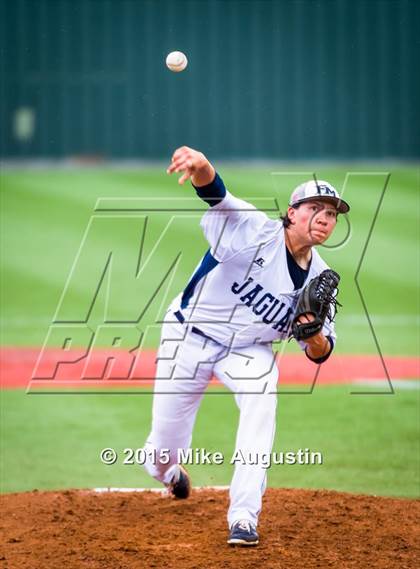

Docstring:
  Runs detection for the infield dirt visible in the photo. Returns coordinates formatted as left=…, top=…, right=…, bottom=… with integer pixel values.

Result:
left=1, top=488, right=419, bottom=569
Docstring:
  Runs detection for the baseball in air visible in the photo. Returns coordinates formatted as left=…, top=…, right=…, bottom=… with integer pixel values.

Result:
left=166, top=51, right=188, bottom=72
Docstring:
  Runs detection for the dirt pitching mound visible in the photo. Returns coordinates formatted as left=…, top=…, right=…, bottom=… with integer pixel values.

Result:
left=1, top=488, right=419, bottom=569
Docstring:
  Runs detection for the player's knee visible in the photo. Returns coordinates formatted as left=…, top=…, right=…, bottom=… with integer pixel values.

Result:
left=235, top=391, right=277, bottom=415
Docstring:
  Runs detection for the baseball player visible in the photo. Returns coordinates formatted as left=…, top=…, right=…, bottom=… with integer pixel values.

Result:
left=143, top=146, right=350, bottom=546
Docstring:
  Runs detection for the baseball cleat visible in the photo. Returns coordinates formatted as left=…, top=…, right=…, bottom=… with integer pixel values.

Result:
left=227, top=519, right=259, bottom=546
left=168, top=465, right=191, bottom=499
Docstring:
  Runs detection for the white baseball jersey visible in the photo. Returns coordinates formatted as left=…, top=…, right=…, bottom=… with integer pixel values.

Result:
left=169, top=190, right=336, bottom=349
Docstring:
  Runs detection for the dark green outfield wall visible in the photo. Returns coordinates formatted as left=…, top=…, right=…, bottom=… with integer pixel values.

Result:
left=1, top=0, right=419, bottom=159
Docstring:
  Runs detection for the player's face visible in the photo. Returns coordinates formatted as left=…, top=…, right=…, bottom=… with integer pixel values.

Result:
left=289, top=200, right=338, bottom=245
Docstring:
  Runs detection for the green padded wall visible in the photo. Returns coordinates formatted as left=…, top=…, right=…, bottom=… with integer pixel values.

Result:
left=1, top=0, right=419, bottom=159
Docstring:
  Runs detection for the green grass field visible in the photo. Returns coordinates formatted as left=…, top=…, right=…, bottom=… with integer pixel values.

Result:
left=1, top=166, right=419, bottom=353
left=1, top=386, right=419, bottom=497
left=1, top=165, right=419, bottom=497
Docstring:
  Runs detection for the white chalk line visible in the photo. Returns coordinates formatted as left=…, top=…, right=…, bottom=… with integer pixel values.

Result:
left=93, top=485, right=229, bottom=493
left=352, top=379, right=419, bottom=390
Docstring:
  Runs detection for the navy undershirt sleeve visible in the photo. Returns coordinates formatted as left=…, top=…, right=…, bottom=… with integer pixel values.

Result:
left=192, top=172, right=227, bottom=207
left=305, top=336, right=334, bottom=364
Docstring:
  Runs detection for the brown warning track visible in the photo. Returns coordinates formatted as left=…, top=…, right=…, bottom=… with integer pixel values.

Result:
left=0, top=347, right=419, bottom=390
left=1, top=488, right=419, bottom=569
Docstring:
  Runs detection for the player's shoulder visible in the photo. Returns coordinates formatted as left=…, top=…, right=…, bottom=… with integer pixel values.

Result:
left=206, top=190, right=255, bottom=210
left=202, top=190, right=280, bottom=230
left=200, top=190, right=283, bottom=261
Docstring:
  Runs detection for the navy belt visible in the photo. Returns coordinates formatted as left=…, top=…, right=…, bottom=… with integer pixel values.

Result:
left=173, top=310, right=217, bottom=343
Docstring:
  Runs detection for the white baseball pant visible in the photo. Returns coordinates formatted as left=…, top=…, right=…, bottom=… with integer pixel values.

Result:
left=143, top=315, right=278, bottom=528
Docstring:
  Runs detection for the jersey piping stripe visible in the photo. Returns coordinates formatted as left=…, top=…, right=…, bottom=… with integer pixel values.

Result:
left=180, top=248, right=219, bottom=310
